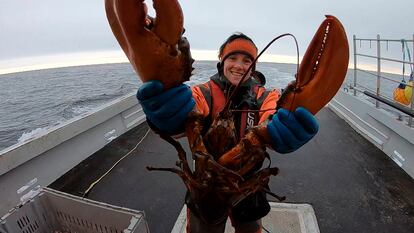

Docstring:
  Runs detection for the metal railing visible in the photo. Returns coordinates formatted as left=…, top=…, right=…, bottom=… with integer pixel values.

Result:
left=353, top=35, right=414, bottom=127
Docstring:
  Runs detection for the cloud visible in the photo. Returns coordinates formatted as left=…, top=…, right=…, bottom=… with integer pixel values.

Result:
left=1, top=0, right=413, bottom=72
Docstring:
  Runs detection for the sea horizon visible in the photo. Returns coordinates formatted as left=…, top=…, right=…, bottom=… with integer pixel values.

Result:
left=0, top=50, right=400, bottom=76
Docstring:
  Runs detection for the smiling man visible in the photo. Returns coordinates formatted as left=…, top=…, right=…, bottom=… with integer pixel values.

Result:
left=136, top=32, right=319, bottom=233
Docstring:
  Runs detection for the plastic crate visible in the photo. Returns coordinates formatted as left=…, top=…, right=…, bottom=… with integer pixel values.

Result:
left=0, top=188, right=149, bottom=233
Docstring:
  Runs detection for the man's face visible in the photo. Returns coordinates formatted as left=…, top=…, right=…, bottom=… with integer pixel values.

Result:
left=223, top=53, right=253, bottom=86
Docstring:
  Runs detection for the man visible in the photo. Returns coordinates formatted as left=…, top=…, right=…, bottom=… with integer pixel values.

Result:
left=137, top=33, right=319, bottom=233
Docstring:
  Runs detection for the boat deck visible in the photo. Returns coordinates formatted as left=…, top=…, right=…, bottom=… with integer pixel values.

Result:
left=50, top=108, right=414, bottom=233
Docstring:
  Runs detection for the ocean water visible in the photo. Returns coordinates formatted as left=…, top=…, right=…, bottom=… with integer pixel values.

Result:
left=0, top=61, right=406, bottom=152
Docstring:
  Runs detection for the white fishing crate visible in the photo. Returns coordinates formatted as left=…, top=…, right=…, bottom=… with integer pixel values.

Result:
left=0, top=187, right=149, bottom=233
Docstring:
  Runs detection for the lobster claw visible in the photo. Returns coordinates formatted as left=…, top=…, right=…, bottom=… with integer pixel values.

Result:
left=105, top=0, right=194, bottom=89
left=277, top=15, right=349, bottom=114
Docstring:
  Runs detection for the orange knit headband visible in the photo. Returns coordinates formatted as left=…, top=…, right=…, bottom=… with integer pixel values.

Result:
left=219, top=38, right=258, bottom=61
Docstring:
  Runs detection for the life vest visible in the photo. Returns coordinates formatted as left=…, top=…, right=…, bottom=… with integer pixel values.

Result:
left=196, top=73, right=271, bottom=139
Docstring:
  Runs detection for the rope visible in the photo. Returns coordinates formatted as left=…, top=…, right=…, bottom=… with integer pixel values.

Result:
left=401, top=40, right=414, bottom=81
left=83, top=127, right=151, bottom=198
left=402, top=40, right=406, bottom=81
left=405, top=41, right=414, bottom=81
left=404, top=40, right=414, bottom=75
left=262, top=226, right=271, bottom=233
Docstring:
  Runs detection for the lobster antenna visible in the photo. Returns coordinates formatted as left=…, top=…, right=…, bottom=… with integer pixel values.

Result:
left=224, top=33, right=300, bottom=111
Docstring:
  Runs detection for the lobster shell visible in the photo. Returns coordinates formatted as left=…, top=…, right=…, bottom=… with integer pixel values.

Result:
left=277, top=15, right=349, bottom=114
left=105, top=0, right=194, bottom=90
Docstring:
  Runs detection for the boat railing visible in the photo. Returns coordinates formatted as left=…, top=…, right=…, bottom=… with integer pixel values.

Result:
left=352, top=35, right=414, bottom=127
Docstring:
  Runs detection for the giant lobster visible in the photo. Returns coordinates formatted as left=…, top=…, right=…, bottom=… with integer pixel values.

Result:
left=105, top=0, right=349, bottom=224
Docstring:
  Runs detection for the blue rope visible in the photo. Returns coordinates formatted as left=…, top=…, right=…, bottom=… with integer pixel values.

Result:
left=404, top=41, right=414, bottom=80
left=401, top=40, right=413, bottom=82
left=402, top=40, right=406, bottom=81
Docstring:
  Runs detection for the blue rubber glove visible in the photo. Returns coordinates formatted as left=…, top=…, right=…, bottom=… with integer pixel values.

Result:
left=136, top=80, right=195, bottom=134
left=267, top=107, right=319, bottom=154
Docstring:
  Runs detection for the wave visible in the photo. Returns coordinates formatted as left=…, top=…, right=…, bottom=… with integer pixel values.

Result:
left=0, top=61, right=327, bottom=152
left=61, top=88, right=136, bottom=119
left=17, top=126, right=52, bottom=144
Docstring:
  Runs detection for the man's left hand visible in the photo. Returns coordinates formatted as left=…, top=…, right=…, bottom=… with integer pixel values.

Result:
left=267, top=107, right=319, bottom=153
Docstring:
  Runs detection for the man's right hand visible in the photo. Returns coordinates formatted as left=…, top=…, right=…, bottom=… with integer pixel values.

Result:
left=137, top=80, right=195, bottom=134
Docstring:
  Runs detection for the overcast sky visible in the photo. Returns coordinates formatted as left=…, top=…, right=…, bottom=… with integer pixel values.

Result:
left=1, top=0, right=413, bottom=72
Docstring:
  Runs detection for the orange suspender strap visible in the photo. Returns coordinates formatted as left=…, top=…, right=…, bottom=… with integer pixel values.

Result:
left=196, top=81, right=227, bottom=118
left=257, top=89, right=280, bottom=124
left=209, top=81, right=226, bottom=117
